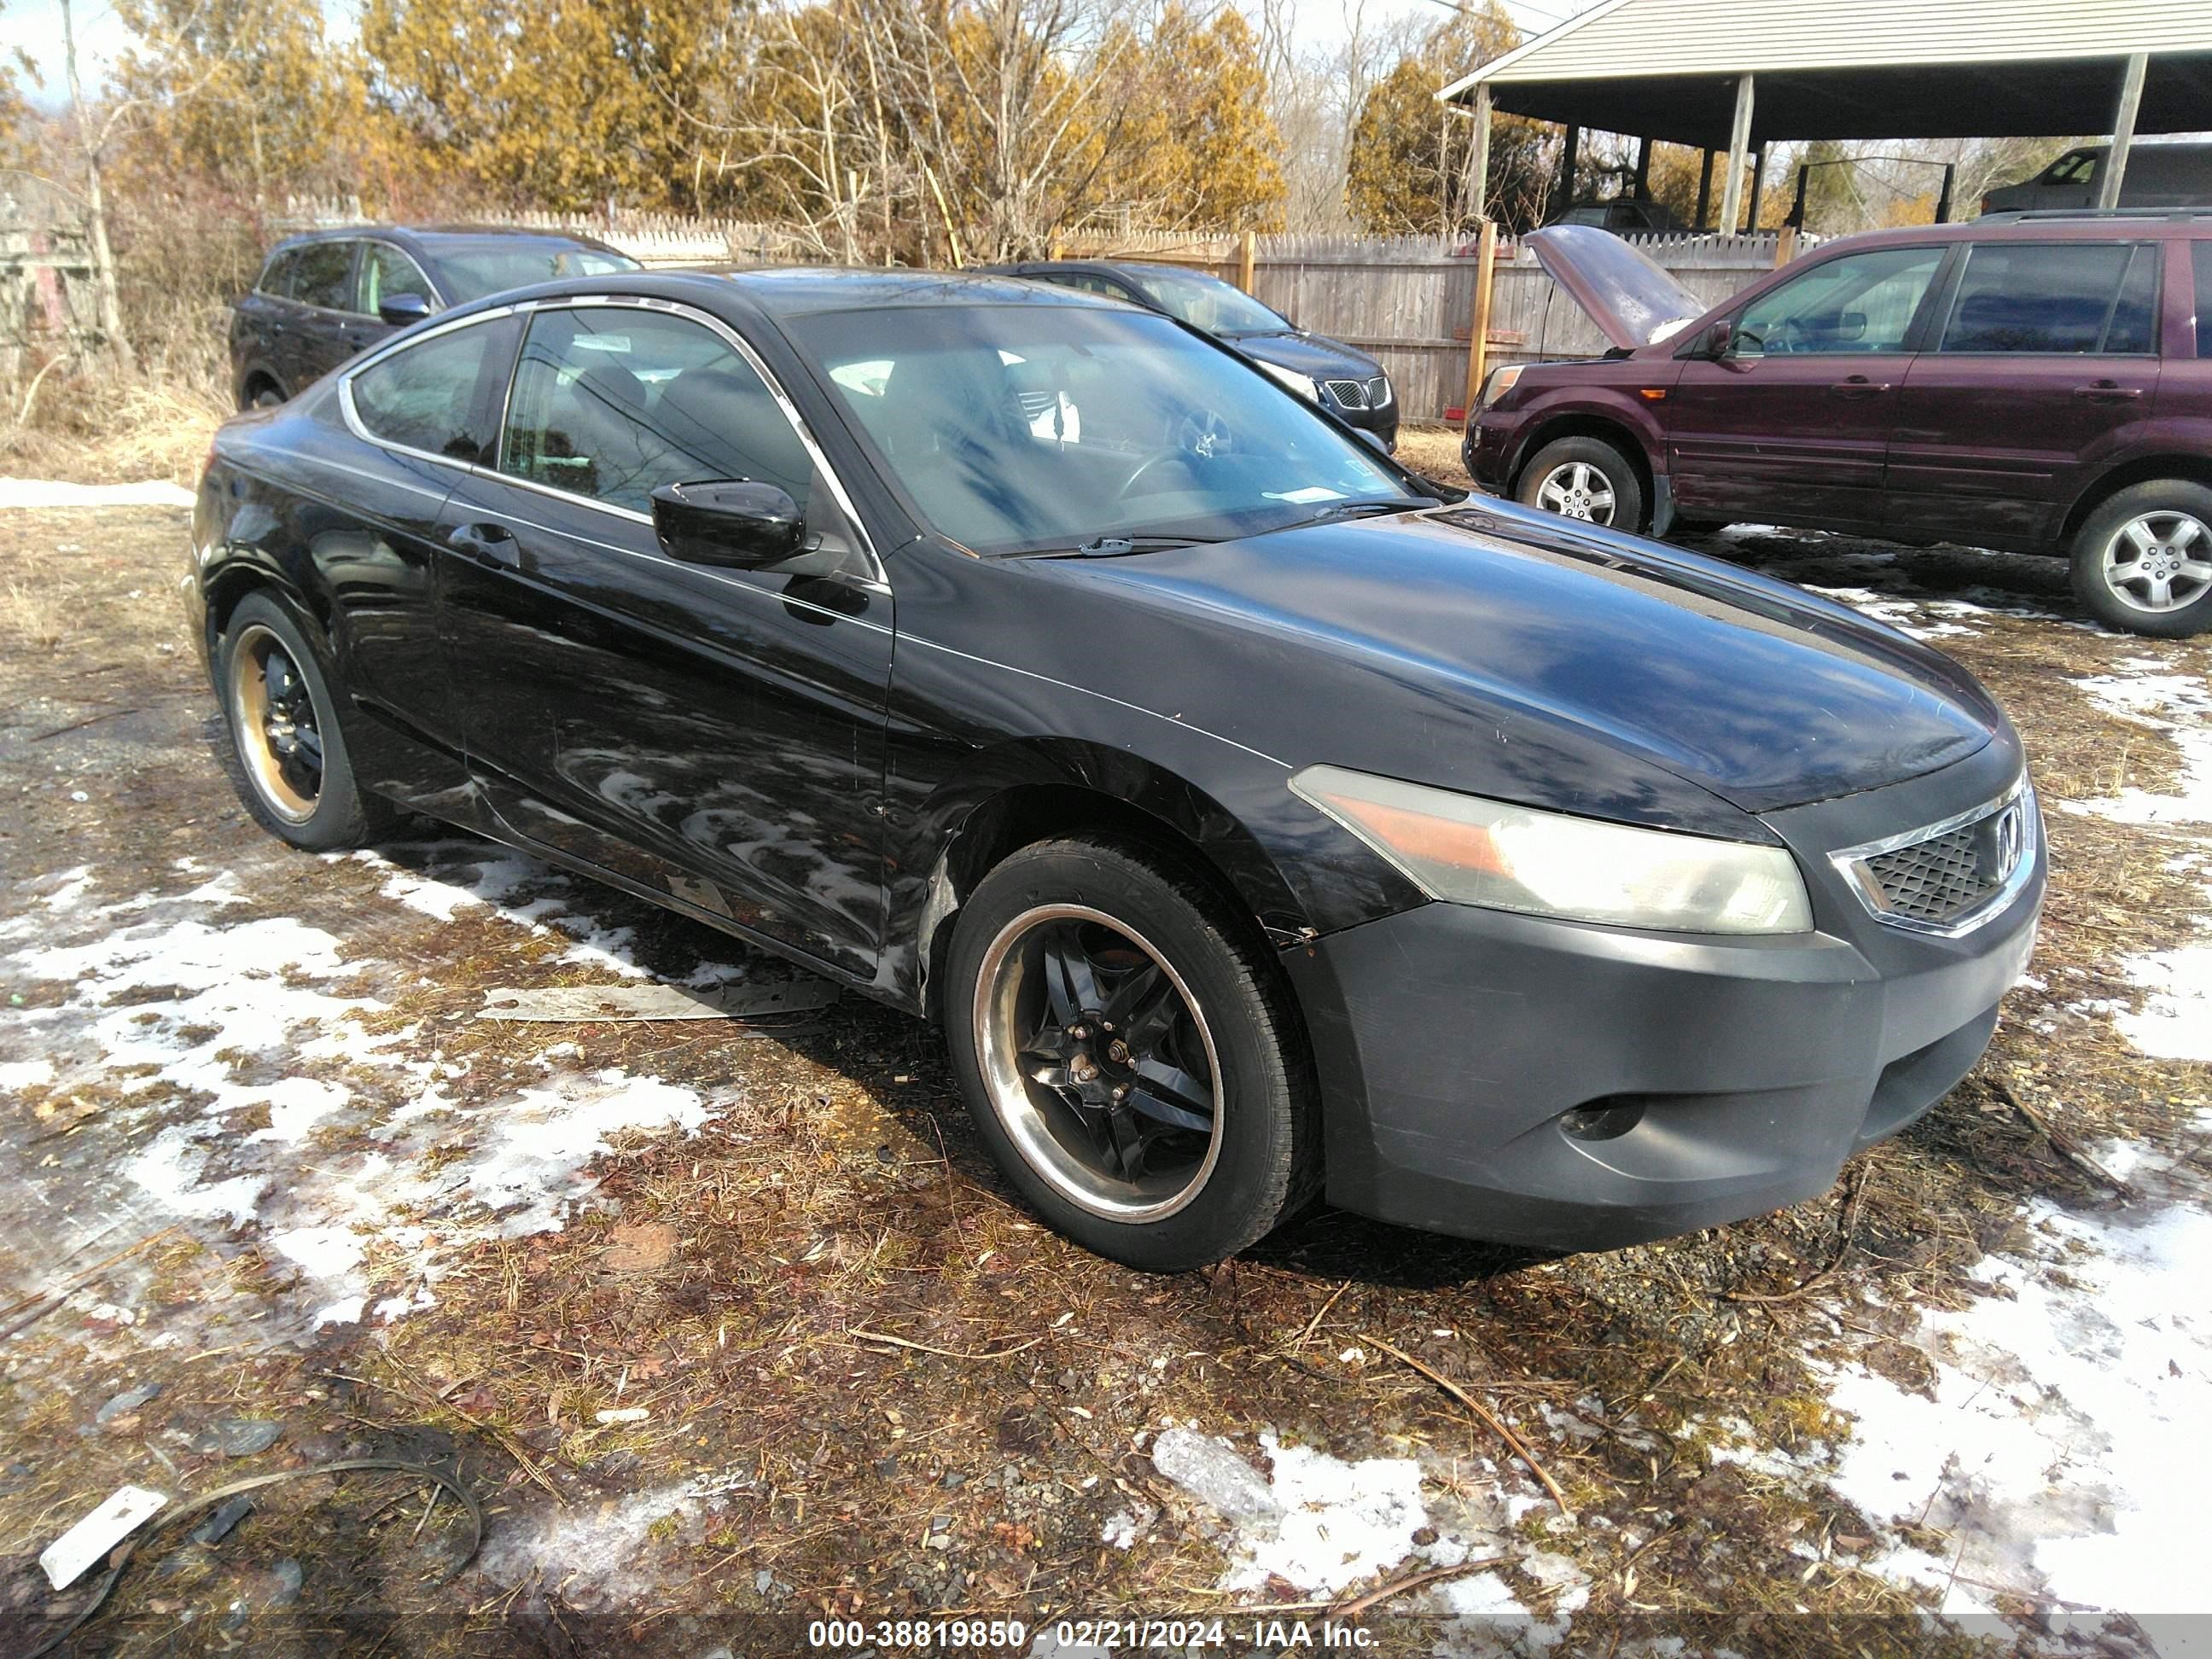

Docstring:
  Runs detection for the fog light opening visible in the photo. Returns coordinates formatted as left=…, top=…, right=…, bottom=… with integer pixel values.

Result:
left=1558, top=1097, right=1645, bottom=1143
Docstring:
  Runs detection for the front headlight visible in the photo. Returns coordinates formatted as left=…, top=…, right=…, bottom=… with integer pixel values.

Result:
left=1257, top=359, right=1319, bottom=401
left=1290, top=765, right=1812, bottom=935
left=1479, top=364, right=1525, bottom=408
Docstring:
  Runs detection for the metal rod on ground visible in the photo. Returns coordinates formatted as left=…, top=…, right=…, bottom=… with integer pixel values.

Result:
left=1463, top=218, right=1499, bottom=430
left=1718, top=75, right=1755, bottom=235
left=2096, top=51, right=2149, bottom=211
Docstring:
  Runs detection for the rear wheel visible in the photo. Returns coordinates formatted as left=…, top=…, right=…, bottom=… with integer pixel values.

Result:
left=242, top=377, right=285, bottom=411
left=2070, top=480, right=2212, bottom=637
left=218, top=592, right=390, bottom=849
left=1517, top=436, right=1645, bottom=532
left=945, top=839, right=1317, bottom=1271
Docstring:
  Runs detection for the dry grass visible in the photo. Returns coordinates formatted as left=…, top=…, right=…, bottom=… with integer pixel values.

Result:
left=4, top=372, right=225, bottom=488
left=0, top=474, right=2207, bottom=1651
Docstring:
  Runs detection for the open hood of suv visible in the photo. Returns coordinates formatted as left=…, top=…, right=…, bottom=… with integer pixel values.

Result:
left=1524, top=224, right=1707, bottom=352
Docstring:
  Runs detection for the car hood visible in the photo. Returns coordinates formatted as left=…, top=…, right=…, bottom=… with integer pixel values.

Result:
left=1229, top=330, right=1383, bottom=382
left=1524, top=224, right=1708, bottom=352
left=1030, top=499, right=2001, bottom=825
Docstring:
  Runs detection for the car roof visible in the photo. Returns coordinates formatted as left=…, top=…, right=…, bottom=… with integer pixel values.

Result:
left=272, top=224, right=629, bottom=258
left=410, top=266, right=1136, bottom=328
left=1805, top=212, right=2211, bottom=254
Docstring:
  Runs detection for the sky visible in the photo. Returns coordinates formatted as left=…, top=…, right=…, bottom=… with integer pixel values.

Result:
left=3, top=0, right=1580, bottom=105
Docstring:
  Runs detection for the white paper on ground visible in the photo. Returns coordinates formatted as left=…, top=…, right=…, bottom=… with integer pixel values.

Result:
left=40, top=1484, right=167, bottom=1589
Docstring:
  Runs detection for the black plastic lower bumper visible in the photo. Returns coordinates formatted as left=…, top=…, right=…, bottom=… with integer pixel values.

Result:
left=1282, top=830, right=2040, bottom=1251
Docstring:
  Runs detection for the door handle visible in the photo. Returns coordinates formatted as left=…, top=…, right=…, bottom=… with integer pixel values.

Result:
left=446, top=521, right=519, bottom=565
left=1829, top=376, right=1892, bottom=398
left=2072, top=382, right=2144, bottom=402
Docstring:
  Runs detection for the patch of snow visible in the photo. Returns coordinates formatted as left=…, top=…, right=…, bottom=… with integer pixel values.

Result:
left=269, top=1225, right=365, bottom=1281
left=452, top=1069, right=710, bottom=1236
left=0, top=1059, right=55, bottom=1091
left=311, top=1296, right=365, bottom=1329
left=2064, top=671, right=2212, bottom=826
left=479, top=1475, right=744, bottom=1611
left=2110, top=946, right=2212, bottom=1061
left=1151, top=1428, right=1499, bottom=1600
left=124, top=1125, right=268, bottom=1229
left=1821, top=1184, right=2212, bottom=1615
left=0, top=476, right=194, bottom=509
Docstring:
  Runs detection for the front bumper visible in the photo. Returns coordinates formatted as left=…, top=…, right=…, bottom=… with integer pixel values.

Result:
left=1466, top=413, right=1516, bottom=492
left=1281, top=743, right=2043, bottom=1251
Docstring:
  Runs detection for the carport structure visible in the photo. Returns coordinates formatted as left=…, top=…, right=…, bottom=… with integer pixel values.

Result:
left=1441, top=0, right=2212, bottom=233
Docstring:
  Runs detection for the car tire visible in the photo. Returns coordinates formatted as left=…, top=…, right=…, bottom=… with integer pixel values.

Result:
left=218, top=592, right=393, bottom=850
left=1516, top=436, right=1645, bottom=532
left=944, top=838, right=1319, bottom=1272
left=242, top=379, right=285, bottom=411
left=2070, top=481, right=2212, bottom=638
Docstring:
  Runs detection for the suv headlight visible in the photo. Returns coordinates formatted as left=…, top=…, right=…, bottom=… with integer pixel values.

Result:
left=1479, top=364, right=1525, bottom=409
left=1290, top=765, right=1812, bottom=935
left=1257, top=359, right=1319, bottom=401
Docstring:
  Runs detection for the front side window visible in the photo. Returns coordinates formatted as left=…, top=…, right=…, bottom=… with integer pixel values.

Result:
left=1939, top=242, right=2157, bottom=354
left=291, top=241, right=358, bottom=311
left=794, top=304, right=1418, bottom=556
left=349, top=322, right=508, bottom=462
left=499, top=307, right=815, bottom=518
left=1732, top=247, right=1943, bottom=356
left=358, top=244, right=437, bottom=315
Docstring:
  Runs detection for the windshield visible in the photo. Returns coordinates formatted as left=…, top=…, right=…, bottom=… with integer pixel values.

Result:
left=435, top=245, right=642, bottom=302
left=794, top=305, right=1419, bottom=556
left=1124, top=268, right=1294, bottom=336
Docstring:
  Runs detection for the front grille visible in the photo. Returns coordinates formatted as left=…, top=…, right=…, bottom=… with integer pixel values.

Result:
left=1863, top=824, right=2000, bottom=923
left=1834, top=783, right=2035, bottom=935
left=1323, top=375, right=1393, bottom=412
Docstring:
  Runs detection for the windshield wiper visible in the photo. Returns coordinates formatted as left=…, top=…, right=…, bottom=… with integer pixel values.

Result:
left=1280, top=498, right=1428, bottom=529
left=1017, top=532, right=1225, bottom=559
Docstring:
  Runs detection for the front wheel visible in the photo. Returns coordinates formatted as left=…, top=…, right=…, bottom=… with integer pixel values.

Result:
left=944, top=840, right=1318, bottom=1271
left=2070, top=481, right=2212, bottom=637
left=1516, top=436, right=1645, bottom=532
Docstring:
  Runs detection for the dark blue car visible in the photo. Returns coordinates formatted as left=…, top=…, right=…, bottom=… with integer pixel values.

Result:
left=229, top=224, right=638, bottom=410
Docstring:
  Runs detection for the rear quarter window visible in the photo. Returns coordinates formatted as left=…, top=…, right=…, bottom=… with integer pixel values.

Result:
left=347, top=320, right=513, bottom=463
left=1937, top=242, right=2157, bottom=354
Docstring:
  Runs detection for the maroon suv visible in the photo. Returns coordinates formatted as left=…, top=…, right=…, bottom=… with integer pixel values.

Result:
left=1467, top=215, right=2212, bottom=637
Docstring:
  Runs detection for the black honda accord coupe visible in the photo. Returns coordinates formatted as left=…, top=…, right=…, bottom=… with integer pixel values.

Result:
left=186, top=268, right=2044, bottom=1271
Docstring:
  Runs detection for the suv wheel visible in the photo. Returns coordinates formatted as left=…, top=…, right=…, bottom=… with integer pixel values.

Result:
left=1517, top=436, right=1645, bottom=532
left=2070, top=481, right=2212, bottom=637
left=944, top=839, right=1318, bottom=1272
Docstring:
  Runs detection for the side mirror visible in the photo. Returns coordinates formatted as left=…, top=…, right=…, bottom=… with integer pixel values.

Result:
left=651, top=480, right=806, bottom=569
left=1701, top=318, right=1734, bottom=359
left=377, top=293, right=434, bottom=329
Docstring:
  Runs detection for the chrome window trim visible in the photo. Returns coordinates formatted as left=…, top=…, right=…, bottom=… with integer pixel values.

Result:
left=336, top=296, right=885, bottom=585
left=1828, top=773, right=2038, bottom=939
left=358, top=238, right=443, bottom=314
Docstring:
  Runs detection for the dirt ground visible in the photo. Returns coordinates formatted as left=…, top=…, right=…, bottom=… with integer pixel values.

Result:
left=0, top=439, right=2208, bottom=1656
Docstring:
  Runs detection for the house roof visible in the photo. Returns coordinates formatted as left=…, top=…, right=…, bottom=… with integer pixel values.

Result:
left=1441, top=0, right=2212, bottom=147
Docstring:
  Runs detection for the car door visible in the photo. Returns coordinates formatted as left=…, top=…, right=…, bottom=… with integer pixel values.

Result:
left=317, top=310, right=522, bottom=806
left=282, top=239, right=369, bottom=387
left=435, top=298, right=894, bottom=976
left=1885, top=241, right=2162, bottom=549
left=1666, top=244, right=1949, bottom=533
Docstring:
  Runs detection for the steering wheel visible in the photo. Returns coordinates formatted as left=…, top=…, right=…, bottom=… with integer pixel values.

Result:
left=1770, top=316, right=1815, bottom=355
left=1116, top=410, right=1234, bottom=501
